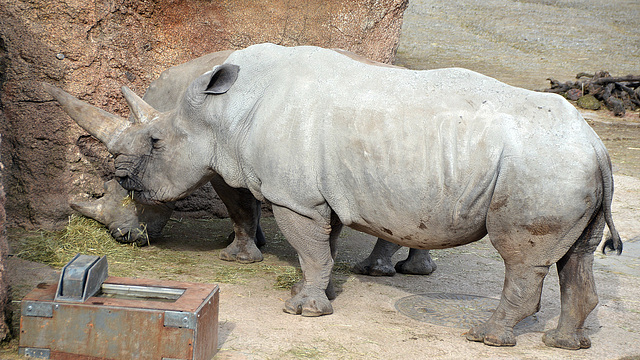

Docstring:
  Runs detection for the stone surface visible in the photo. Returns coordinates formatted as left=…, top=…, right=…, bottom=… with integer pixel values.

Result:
left=0, top=0, right=408, bottom=228
left=0, top=139, right=8, bottom=341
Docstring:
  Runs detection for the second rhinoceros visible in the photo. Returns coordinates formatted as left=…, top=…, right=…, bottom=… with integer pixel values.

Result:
left=71, top=49, right=437, bottom=275
left=45, top=43, right=621, bottom=350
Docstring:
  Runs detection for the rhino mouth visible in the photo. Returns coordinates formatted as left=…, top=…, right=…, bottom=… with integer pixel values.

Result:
left=114, top=154, right=149, bottom=193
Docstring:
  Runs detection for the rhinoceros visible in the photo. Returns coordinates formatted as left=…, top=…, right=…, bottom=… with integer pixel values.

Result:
left=44, top=43, right=621, bottom=349
left=70, top=49, right=437, bottom=275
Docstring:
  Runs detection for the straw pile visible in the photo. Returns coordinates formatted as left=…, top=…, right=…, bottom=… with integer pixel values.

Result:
left=14, top=215, right=306, bottom=289
left=16, top=214, right=140, bottom=268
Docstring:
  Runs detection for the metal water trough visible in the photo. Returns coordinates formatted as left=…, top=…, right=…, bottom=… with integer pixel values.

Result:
left=19, top=254, right=219, bottom=360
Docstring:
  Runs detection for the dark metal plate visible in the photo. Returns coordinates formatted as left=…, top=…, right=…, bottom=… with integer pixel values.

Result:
left=395, top=293, right=537, bottom=329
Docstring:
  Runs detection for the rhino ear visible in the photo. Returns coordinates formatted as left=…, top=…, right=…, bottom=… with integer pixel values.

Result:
left=204, top=64, right=239, bottom=95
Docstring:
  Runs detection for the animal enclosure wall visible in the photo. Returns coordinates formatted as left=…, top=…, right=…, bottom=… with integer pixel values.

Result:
left=0, top=0, right=408, bottom=228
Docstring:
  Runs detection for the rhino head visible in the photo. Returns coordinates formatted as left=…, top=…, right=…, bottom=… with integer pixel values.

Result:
left=44, top=64, right=240, bottom=204
left=70, top=179, right=174, bottom=246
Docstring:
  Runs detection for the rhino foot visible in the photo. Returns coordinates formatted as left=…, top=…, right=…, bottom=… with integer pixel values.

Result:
left=394, top=248, right=437, bottom=275
left=542, top=328, right=590, bottom=350
left=291, top=279, right=336, bottom=300
left=283, top=289, right=333, bottom=317
left=219, top=246, right=263, bottom=263
left=352, top=261, right=396, bottom=276
left=465, top=324, right=516, bottom=347
left=226, top=229, right=266, bottom=248
left=219, top=238, right=263, bottom=263
left=395, top=256, right=437, bottom=275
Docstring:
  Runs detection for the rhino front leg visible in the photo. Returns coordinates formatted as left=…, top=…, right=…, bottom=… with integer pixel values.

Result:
left=211, top=175, right=263, bottom=263
left=226, top=222, right=266, bottom=248
left=273, top=205, right=342, bottom=317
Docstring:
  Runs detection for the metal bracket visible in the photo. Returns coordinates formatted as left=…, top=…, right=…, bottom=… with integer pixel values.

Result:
left=18, top=347, right=51, bottom=358
left=164, top=311, right=197, bottom=330
left=55, top=254, right=108, bottom=302
left=22, top=301, right=54, bottom=318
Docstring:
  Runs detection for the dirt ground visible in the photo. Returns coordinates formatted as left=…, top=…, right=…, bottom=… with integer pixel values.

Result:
left=3, top=0, right=640, bottom=359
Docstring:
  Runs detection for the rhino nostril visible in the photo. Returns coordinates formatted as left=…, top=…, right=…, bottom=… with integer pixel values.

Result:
left=116, top=176, right=129, bottom=189
left=114, top=170, right=128, bottom=178
left=114, top=171, right=132, bottom=190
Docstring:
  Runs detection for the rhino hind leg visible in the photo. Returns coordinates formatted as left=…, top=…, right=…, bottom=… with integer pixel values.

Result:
left=542, top=211, right=604, bottom=350
left=274, top=205, right=342, bottom=317
left=395, top=248, right=437, bottom=275
left=466, top=263, right=549, bottom=346
left=352, top=239, right=437, bottom=276
left=352, top=238, right=401, bottom=276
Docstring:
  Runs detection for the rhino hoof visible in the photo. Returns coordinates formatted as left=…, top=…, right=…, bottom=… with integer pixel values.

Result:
left=302, top=299, right=333, bottom=317
left=236, top=252, right=264, bottom=264
left=351, top=262, right=396, bottom=276
left=219, top=243, right=263, bottom=263
left=395, top=258, right=436, bottom=275
left=284, top=290, right=333, bottom=317
left=219, top=250, right=263, bottom=263
left=291, top=280, right=336, bottom=300
left=542, top=329, right=589, bottom=350
left=466, top=324, right=516, bottom=347
left=465, top=326, right=486, bottom=342
left=483, top=332, right=516, bottom=347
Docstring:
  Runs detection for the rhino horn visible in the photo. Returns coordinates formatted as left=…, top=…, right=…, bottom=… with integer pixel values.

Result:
left=42, top=83, right=129, bottom=151
left=121, top=86, right=158, bottom=124
left=70, top=199, right=108, bottom=224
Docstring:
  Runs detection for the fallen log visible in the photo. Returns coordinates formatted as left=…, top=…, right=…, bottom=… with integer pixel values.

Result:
left=543, top=71, right=640, bottom=116
left=592, top=75, right=640, bottom=85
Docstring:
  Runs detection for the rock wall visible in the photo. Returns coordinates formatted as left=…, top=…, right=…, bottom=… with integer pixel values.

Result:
left=0, top=143, right=8, bottom=341
left=0, top=0, right=408, bottom=228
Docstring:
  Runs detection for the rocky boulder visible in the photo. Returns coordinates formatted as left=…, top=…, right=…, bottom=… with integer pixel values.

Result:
left=0, top=0, right=408, bottom=228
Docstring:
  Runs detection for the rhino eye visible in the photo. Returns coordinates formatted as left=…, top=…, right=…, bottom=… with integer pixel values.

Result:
left=150, top=137, right=162, bottom=150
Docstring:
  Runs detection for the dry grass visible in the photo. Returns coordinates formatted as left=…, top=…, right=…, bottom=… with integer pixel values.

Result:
left=15, top=214, right=140, bottom=268
left=14, top=215, right=304, bottom=289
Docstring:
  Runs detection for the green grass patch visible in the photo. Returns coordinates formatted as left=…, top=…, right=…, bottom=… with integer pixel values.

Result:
left=285, top=346, right=322, bottom=359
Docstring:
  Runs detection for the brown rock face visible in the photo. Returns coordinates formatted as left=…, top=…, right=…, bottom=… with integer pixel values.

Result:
left=0, top=0, right=408, bottom=228
left=0, top=146, right=8, bottom=341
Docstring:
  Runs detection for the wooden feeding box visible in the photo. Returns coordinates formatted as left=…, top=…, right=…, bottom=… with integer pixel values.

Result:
left=19, top=254, right=219, bottom=360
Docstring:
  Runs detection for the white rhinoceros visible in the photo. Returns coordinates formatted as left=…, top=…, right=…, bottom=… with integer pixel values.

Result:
left=44, top=43, right=621, bottom=350
left=70, top=49, right=437, bottom=275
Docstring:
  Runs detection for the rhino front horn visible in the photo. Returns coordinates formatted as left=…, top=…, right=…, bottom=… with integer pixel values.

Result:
left=42, top=83, right=129, bottom=151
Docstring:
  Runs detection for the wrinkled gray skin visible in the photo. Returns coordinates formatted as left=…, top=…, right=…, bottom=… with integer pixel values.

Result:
left=45, top=43, right=622, bottom=350
left=71, top=49, right=436, bottom=274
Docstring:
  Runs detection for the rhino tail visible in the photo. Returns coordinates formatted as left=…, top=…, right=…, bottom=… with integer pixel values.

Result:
left=596, top=145, right=622, bottom=255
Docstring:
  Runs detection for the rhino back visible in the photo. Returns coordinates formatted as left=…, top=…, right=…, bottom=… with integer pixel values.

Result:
left=212, top=44, right=604, bottom=247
